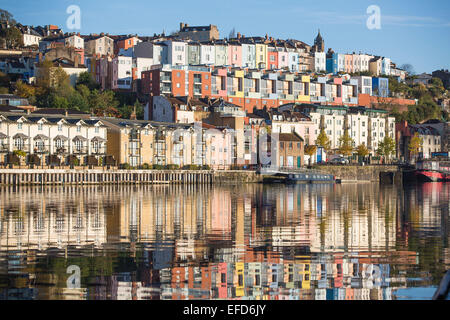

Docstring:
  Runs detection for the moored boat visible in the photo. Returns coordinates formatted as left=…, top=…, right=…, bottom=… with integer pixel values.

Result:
left=415, top=160, right=450, bottom=182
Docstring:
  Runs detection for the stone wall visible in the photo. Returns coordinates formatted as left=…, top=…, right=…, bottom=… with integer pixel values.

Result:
left=213, top=170, right=262, bottom=184
left=312, top=165, right=399, bottom=182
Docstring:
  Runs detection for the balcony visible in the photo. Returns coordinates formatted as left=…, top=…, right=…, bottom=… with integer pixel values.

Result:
left=55, top=146, right=68, bottom=155
left=33, top=146, right=50, bottom=154
left=0, top=143, right=9, bottom=153
left=73, top=146, right=88, bottom=155
left=91, top=146, right=106, bottom=155
left=12, top=145, right=30, bottom=152
left=161, top=76, right=171, bottom=82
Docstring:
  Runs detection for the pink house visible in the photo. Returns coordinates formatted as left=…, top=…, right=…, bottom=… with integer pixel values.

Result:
left=344, top=54, right=354, bottom=73
left=278, top=50, right=289, bottom=70
left=227, top=44, right=242, bottom=67
left=212, top=67, right=228, bottom=98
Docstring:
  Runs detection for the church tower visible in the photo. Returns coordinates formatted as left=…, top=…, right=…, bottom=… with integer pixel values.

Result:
left=313, top=29, right=325, bottom=53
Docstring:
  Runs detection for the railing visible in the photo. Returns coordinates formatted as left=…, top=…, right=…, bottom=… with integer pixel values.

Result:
left=73, top=146, right=88, bottom=155
left=33, top=146, right=50, bottom=154
left=12, top=145, right=29, bottom=152
left=55, top=147, right=68, bottom=155
left=91, top=147, right=106, bottom=155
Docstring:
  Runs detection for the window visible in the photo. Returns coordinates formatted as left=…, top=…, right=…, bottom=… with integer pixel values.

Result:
left=58, top=124, right=62, bottom=131
left=76, top=126, right=81, bottom=132
left=38, top=123, right=43, bottom=130
left=95, top=127, right=99, bottom=133
left=18, top=123, right=22, bottom=130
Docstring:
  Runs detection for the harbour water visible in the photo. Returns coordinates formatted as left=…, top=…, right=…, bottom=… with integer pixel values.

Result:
left=0, top=182, right=448, bottom=300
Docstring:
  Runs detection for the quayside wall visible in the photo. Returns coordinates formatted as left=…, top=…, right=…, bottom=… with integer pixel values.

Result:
left=313, top=165, right=400, bottom=182
left=0, top=169, right=261, bottom=186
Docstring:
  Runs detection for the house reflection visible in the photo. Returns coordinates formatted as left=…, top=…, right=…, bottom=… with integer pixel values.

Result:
left=0, top=182, right=448, bottom=300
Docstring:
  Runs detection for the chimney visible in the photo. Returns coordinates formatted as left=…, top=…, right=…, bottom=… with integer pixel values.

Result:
left=237, top=32, right=241, bottom=39
left=180, top=22, right=185, bottom=30
left=265, top=34, right=268, bottom=40
left=65, top=110, right=69, bottom=117
left=74, top=55, right=79, bottom=68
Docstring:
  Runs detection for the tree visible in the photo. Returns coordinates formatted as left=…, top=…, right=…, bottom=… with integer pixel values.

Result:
left=36, top=59, right=54, bottom=89
left=0, top=9, right=16, bottom=24
left=316, top=128, right=331, bottom=153
left=0, top=25, right=23, bottom=49
left=15, top=80, right=36, bottom=104
left=376, top=136, right=396, bottom=163
left=304, top=145, right=317, bottom=165
left=76, top=71, right=99, bottom=90
left=91, top=90, right=120, bottom=117
left=408, top=132, right=422, bottom=162
left=400, top=63, right=415, bottom=76
left=356, top=144, right=369, bottom=157
left=337, top=129, right=354, bottom=157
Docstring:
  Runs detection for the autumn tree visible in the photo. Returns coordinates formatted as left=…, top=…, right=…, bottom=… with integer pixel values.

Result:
left=408, top=132, right=422, bottom=162
left=316, top=128, right=331, bottom=153
left=356, top=144, right=369, bottom=157
left=15, top=80, right=36, bottom=104
left=337, top=129, right=354, bottom=157
left=304, top=145, right=317, bottom=166
left=376, top=136, right=396, bottom=163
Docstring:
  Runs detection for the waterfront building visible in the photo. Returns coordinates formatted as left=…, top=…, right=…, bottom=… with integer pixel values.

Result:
left=396, top=120, right=442, bottom=160
left=292, top=104, right=395, bottom=154
left=0, top=113, right=107, bottom=166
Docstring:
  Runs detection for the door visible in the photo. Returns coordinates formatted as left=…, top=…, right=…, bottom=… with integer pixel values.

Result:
left=287, top=156, right=294, bottom=168
left=297, top=156, right=301, bottom=168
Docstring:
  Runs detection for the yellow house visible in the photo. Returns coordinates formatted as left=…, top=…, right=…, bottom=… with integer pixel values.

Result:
left=296, top=75, right=311, bottom=103
left=255, top=43, right=268, bottom=69
left=228, top=69, right=244, bottom=98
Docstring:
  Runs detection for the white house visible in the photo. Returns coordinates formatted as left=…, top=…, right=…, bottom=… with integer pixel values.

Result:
left=111, top=56, right=132, bottom=90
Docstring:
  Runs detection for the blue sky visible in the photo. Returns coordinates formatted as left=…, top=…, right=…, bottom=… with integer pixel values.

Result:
left=1, top=0, right=449, bottom=73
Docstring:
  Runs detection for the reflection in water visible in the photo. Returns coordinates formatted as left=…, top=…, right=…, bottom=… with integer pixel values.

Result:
left=0, top=183, right=448, bottom=300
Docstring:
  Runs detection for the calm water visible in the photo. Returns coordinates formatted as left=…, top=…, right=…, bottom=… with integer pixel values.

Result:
left=0, top=182, right=448, bottom=300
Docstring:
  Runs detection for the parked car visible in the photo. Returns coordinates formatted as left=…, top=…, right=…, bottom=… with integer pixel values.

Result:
left=329, top=157, right=349, bottom=165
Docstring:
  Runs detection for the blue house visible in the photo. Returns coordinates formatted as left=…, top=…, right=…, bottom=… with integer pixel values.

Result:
left=372, top=77, right=389, bottom=97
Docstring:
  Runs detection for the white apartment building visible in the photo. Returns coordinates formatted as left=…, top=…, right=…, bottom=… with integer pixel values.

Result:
left=200, top=43, right=216, bottom=65
left=22, top=33, right=42, bottom=47
left=314, top=52, right=326, bottom=72
left=112, top=56, right=132, bottom=90
left=301, top=106, right=395, bottom=155
left=0, top=114, right=107, bottom=165
left=64, top=34, right=84, bottom=49
left=163, top=40, right=187, bottom=66
left=354, top=76, right=372, bottom=95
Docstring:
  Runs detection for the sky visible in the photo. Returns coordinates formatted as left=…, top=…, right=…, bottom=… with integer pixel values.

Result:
left=1, top=0, right=449, bottom=74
